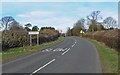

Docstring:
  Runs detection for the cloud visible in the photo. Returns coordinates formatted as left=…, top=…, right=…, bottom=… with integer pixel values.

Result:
left=17, top=6, right=118, bottom=32
left=19, top=16, right=76, bottom=32
left=17, top=10, right=77, bottom=32
left=75, top=7, right=98, bottom=18
left=9, top=2, right=118, bottom=32
left=17, top=11, right=55, bottom=18
left=101, top=11, right=118, bottom=20
left=102, top=11, right=118, bottom=28
left=76, top=7, right=118, bottom=20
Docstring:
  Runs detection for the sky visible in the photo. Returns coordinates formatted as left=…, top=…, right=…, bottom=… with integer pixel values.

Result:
left=1, top=2, right=118, bottom=32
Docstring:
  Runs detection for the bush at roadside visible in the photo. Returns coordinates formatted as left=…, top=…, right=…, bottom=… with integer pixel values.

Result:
left=2, top=29, right=60, bottom=51
left=84, top=29, right=120, bottom=51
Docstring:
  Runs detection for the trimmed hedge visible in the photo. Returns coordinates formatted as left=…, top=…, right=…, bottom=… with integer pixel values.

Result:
left=2, top=30, right=29, bottom=51
left=2, top=29, right=60, bottom=51
left=84, top=30, right=120, bottom=51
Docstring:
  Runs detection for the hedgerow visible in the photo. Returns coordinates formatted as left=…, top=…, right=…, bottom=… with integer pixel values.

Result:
left=2, top=29, right=60, bottom=51
left=84, top=30, right=119, bottom=51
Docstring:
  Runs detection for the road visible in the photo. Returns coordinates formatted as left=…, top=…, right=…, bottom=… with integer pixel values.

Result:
left=2, top=36, right=102, bottom=74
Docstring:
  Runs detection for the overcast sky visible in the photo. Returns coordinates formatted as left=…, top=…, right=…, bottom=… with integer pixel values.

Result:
left=1, top=2, right=118, bottom=32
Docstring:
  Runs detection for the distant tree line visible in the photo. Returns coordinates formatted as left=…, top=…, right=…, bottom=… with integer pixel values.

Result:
left=41, top=27, right=55, bottom=30
left=66, top=10, right=118, bottom=36
left=65, top=10, right=119, bottom=51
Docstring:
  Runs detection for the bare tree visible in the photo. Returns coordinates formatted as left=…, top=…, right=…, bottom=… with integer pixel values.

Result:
left=103, top=17, right=117, bottom=29
left=71, top=18, right=85, bottom=36
left=0, top=16, right=15, bottom=30
left=0, top=21, right=3, bottom=29
left=74, top=18, right=85, bottom=29
left=87, top=11, right=102, bottom=24
left=87, top=11, right=102, bottom=31
left=9, top=21, right=24, bottom=31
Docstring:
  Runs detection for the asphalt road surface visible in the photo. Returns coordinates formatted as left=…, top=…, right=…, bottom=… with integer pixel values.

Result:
left=2, top=36, right=102, bottom=74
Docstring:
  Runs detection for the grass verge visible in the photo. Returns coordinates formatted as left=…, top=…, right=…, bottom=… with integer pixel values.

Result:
left=87, top=39, right=118, bottom=73
left=2, top=37, right=64, bottom=63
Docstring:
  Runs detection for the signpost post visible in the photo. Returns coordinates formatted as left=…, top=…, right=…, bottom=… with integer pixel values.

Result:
left=28, top=31, right=39, bottom=46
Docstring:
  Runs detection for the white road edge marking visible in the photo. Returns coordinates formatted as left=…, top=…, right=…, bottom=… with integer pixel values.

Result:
left=62, top=48, right=70, bottom=55
left=30, top=59, right=55, bottom=75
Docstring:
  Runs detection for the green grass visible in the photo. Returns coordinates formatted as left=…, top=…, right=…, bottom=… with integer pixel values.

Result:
left=2, top=37, right=64, bottom=63
left=87, top=39, right=118, bottom=73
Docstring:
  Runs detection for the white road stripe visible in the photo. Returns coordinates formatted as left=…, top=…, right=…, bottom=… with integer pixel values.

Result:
left=74, top=39, right=76, bottom=42
left=72, top=44, right=75, bottom=47
left=62, top=48, right=70, bottom=55
left=64, top=48, right=68, bottom=50
left=42, top=48, right=53, bottom=52
left=30, top=59, right=55, bottom=75
left=75, top=42, right=76, bottom=44
left=72, top=42, right=76, bottom=47
left=53, top=48, right=62, bottom=52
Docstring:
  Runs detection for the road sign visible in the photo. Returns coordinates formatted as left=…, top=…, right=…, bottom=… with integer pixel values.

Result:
left=28, top=31, right=39, bottom=35
left=28, top=31, right=39, bottom=46
left=80, top=30, right=83, bottom=33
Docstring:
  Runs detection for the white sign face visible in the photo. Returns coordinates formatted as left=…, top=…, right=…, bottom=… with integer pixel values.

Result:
left=28, top=31, right=39, bottom=35
left=80, top=30, right=84, bottom=34
left=80, top=30, right=83, bottom=33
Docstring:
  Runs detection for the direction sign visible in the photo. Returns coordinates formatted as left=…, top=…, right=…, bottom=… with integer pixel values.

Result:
left=28, top=31, right=39, bottom=35
left=28, top=31, right=39, bottom=46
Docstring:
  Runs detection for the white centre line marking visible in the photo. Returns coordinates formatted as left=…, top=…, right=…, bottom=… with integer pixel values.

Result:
left=62, top=48, right=70, bottom=55
left=75, top=42, right=76, bottom=44
left=30, top=59, right=55, bottom=75
left=72, top=44, right=75, bottom=47
left=72, top=41, right=77, bottom=47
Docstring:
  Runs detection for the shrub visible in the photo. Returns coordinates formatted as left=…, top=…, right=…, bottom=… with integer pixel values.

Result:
left=2, top=30, right=29, bottom=51
left=84, top=30, right=119, bottom=51
left=2, top=29, right=60, bottom=51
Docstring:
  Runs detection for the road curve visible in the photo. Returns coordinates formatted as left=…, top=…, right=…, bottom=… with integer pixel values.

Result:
left=2, top=36, right=102, bottom=73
